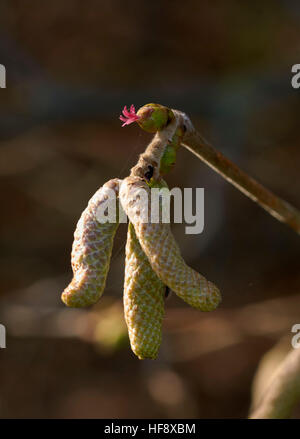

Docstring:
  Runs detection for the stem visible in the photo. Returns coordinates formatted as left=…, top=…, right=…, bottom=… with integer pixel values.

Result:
left=250, top=347, right=300, bottom=418
left=180, top=112, right=300, bottom=235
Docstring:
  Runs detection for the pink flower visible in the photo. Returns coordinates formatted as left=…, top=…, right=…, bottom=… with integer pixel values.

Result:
left=119, top=104, right=140, bottom=127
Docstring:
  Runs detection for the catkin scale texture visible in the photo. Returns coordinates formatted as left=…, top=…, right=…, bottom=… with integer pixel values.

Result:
left=120, top=177, right=221, bottom=312
left=62, top=179, right=121, bottom=307
left=124, top=223, right=165, bottom=360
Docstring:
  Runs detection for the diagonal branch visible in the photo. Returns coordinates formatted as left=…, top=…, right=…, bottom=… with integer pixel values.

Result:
left=179, top=111, right=300, bottom=235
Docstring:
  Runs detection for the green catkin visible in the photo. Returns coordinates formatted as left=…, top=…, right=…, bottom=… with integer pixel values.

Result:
left=62, top=178, right=121, bottom=307
left=119, top=176, right=221, bottom=312
left=121, top=107, right=221, bottom=311
left=124, top=223, right=165, bottom=360
left=62, top=103, right=221, bottom=360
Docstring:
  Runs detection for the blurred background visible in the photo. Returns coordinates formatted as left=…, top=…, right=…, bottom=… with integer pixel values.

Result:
left=0, top=0, right=299, bottom=418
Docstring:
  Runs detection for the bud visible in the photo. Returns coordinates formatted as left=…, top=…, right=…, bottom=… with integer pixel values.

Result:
left=159, top=125, right=185, bottom=175
left=136, top=103, right=174, bottom=133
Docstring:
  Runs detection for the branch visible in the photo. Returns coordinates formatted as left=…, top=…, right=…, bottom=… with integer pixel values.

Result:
left=250, top=347, right=300, bottom=418
left=180, top=112, right=300, bottom=235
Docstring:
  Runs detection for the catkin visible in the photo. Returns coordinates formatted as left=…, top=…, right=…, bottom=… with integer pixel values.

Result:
left=62, top=178, right=121, bottom=307
left=124, top=223, right=165, bottom=359
left=119, top=176, right=221, bottom=312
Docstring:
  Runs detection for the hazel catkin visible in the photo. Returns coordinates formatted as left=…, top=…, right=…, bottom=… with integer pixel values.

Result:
left=62, top=178, right=121, bottom=307
left=119, top=176, right=221, bottom=312
left=124, top=223, right=165, bottom=359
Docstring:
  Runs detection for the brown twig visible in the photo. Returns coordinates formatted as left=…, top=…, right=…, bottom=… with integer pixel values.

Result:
left=179, top=112, right=300, bottom=235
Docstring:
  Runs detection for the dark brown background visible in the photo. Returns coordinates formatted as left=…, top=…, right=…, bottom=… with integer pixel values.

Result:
left=0, top=0, right=299, bottom=418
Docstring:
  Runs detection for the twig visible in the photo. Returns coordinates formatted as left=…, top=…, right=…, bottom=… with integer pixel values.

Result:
left=250, top=347, right=300, bottom=418
left=180, top=112, right=300, bottom=235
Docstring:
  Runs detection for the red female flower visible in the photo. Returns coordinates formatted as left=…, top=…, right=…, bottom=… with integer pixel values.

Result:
left=119, top=104, right=140, bottom=127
